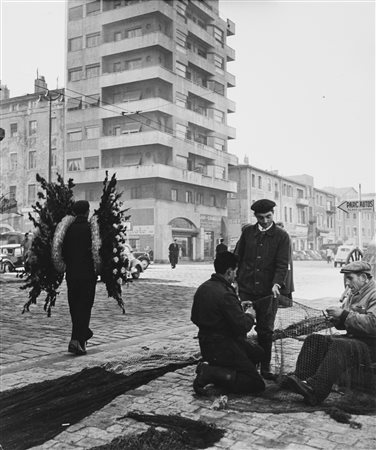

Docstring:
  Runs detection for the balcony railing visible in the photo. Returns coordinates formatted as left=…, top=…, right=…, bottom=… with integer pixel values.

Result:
left=296, top=197, right=309, bottom=207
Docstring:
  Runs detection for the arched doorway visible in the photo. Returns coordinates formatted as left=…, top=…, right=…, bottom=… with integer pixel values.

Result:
left=169, top=217, right=199, bottom=261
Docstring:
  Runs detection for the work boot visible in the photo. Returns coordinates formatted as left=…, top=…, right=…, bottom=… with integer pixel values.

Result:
left=286, top=374, right=318, bottom=406
left=193, top=362, right=235, bottom=395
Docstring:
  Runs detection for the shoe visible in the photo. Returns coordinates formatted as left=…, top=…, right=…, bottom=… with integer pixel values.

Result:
left=68, top=339, right=87, bottom=356
left=261, top=370, right=278, bottom=381
left=193, top=362, right=210, bottom=395
left=193, top=362, right=236, bottom=396
left=286, top=374, right=318, bottom=406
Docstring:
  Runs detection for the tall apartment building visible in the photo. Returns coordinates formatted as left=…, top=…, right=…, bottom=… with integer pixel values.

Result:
left=0, top=77, right=65, bottom=233
left=66, top=0, right=237, bottom=261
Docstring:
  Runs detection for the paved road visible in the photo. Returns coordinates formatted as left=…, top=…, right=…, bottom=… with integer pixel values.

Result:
left=1, top=262, right=374, bottom=450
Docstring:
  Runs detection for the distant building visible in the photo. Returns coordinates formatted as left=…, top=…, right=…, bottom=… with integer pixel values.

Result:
left=324, top=187, right=375, bottom=247
left=65, top=0, right=237, bottom=261
left=228, top=166, right=311, bottom=251
left=0, top=77, right=65, bottom=233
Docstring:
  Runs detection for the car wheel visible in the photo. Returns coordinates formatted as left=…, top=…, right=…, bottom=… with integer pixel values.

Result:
left=3, top=262, right=13, bottom=273
left=132, top=267, right=141, bottom=279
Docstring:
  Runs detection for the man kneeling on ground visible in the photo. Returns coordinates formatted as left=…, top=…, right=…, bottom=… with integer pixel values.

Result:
left=287, top=261, right=376, bottom=405
left=191, top=251, right=265, bottom=396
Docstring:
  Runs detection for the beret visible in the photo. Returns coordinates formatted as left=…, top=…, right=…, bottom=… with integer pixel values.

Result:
left=340, top=261, right=372, bottom=275
left=251, top=199, right=276, bottom=214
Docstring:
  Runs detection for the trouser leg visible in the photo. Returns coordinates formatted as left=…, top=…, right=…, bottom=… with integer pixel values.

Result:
left=295, top=334, right=332, bottom=380
left=252, top=295, right=278, bottom=369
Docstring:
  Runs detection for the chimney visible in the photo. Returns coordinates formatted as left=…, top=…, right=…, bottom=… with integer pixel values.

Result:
left=0, top=83, right=10, bottom=100
left=34, top=75, right=48, bottom=94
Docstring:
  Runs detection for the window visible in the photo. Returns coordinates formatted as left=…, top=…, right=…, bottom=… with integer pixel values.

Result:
left=214, top=138, right=225, bottom=151
left=127, top=27, right=142, bottom=38
left=51, top=148, right=57, bottom=167
left=353, top=213, right=357, bottom=220
left=131, top=186, right=141, bottom=199
left=68, top=67, right=82, bottom=81
left=196, top=192, right=203, bottom=204
left=176, top=30, right=186, bottom=51
left=297, top=188, right=304, bottom=199
left=28, top=184, right=36, bottom=204
left=68, top=130, right=82, bottom=141
left=122, top=123, right=141, bottom=133
left=86, top=126, right=100, bottom=139
left=10, top=123, right=17, bottom=137
left=176, top=92, right=187, bottom=108
left=84, top=156, right=99, bottom=170
left=214, top=54, right=224, bottom=72
left=29, top=120, right=37, bottom=135
left=214, top=27, right=224, bottom=44
left=185, top=191, right=193, bottom=203
left=67, top=158, right=81, bottom=171
left=176, top=1, right=186, bottom=16
left=86, top=64, right=100, bottom=78
left=210, top=195, right=216, bottom=207
left=197, top=47, right=207, bottom=58
left=113, top=126, right=121, bottom=136
left=68, top=36, right=83, bottom=52
left=125, top=58, right=142, bottom=70
left=258, top=176, right=262, bottom=189
left=67, top=97, right=82, bottom=110
left=68, top=5, right=83, bottom=21
left=284, top=206, right=288, bottom=222
left=267, top=178, right=272, bottom=192
left=86, top=32, right=100, bottom=48
left=9, top=186, right=16, bottom=200
left=176, top=61, right=186, bottom=77
left=10, top=153, right=17, bottom=171
left=289, top=208, right=293, bottom=223
left=123, top=90, right=141, bottom=102
left=114, top=31, right=122, bottom=41
left=213, top=109, right=225, bottom=123
left=113, top=61, right=122, bottom=72
left=176, top=123, right=187, bottom=139
left=251, top=174, right=256, bottom=188
left=28, top=151, right=37, bottom=169
left=86, top=0, right=100, bottom=15
left=171, top=189, right=177, bottom=201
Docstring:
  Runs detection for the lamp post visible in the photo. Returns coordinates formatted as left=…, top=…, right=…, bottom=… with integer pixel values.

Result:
left=43, top=90, right=63, bottom=183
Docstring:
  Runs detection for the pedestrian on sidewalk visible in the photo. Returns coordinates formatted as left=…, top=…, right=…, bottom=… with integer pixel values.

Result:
left=234, top=199, right=290, bottom=380
left=326, top=248, right=334, bottom=264
left=286, top=261, right=376, bottom=405
left=215, top=238, right=228, bottom=257
left=191, top=251, right=265, bottom=396
left=168, top=238, right=179, bottom=269
left=62, top=200, right=97, bottom=356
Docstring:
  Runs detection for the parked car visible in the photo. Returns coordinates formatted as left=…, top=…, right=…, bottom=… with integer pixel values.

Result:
left=122, top=244, right=146, bottom=279
left=334, top=245, right=354, bottom=267
left=0, top=243, right=24, bottom=273
left=133, top=251, right=151, bottom=270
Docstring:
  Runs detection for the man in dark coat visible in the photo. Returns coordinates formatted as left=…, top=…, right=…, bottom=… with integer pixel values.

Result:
left=191, top=251, right=265, bottom=395
left=168, top=238, right=179, bottom=269
left=235, top=199, right=290, bottom=380
left=62, top=200, right=96, bottom=355
left=215, top=238, right=228, bottom=256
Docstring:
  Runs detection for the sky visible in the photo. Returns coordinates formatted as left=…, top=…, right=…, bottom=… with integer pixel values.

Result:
left=1, top=0, right=375, bottom=192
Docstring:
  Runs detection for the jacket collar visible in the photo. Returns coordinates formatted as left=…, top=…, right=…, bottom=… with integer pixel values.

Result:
left=254, top=222, right=276, bottom=237
left=75, top=215, right=88, bottom=223
left=211, top=273, right=235, bottom=290
left=352, top=278, right=376, bottom=297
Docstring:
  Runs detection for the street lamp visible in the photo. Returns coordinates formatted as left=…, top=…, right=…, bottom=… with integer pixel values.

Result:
left=42, top=90, right=63, bottom=183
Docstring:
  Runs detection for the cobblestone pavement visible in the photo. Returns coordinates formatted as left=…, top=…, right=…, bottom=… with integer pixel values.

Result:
left=1, top=262, right=374, bottom=449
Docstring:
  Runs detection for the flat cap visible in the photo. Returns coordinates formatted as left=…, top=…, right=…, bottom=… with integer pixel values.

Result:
left=340, top=261, right=372, bottom=275
left=251, top=199, right=276, bottom=214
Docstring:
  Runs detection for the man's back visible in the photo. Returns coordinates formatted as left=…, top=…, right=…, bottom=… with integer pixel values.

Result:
left=63, top=217, right=95, bottom=280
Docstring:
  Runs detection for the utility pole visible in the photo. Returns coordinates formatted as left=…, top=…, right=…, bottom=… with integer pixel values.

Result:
left=44, top=90, right=62, bottom=183
left=358, top=183, right=362, bottom=249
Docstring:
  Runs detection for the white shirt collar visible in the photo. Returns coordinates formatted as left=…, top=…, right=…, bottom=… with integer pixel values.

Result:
left=258, top=222, right=274, bottom=232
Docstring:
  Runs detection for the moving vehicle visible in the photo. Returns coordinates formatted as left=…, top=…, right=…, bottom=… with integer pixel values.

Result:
left=334, top=245, right=354, bottom=267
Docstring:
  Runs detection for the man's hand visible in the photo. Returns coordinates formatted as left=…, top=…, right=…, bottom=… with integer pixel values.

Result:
left=241, top=301, right=253, bottom=312
left=326, top=306, right=343, bottom=320
left=272, top=284, right=280, bottom=298
left=245, top=305, right=256, bottom=319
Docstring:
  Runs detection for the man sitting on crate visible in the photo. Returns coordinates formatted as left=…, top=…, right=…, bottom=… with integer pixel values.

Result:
left=287, top=261, right=376, bottom=405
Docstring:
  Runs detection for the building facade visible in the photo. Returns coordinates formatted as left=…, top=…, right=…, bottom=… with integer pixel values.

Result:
left=66, top=0, right=237, bottom=261
left=324, top=187, right=375, bottom=248
left=228, top=166, right=337, bottom=251
left=0, top=77, right=65, bottom=233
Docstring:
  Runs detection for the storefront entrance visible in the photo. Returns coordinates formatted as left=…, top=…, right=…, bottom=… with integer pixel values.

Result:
left=169, top=217, right=199, bottom=261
